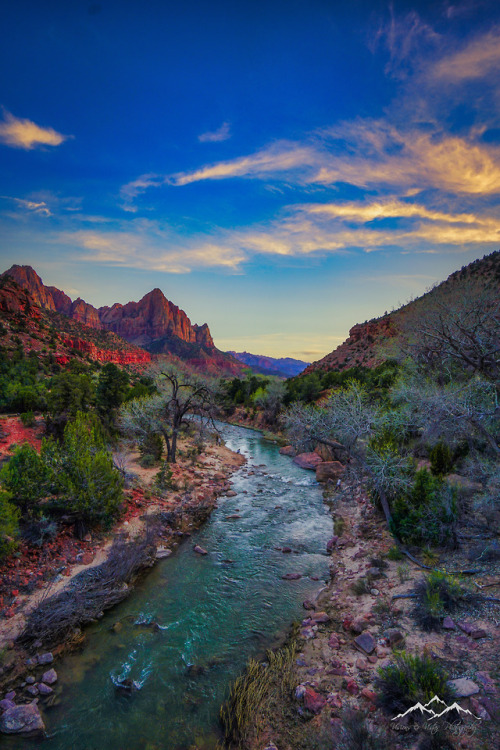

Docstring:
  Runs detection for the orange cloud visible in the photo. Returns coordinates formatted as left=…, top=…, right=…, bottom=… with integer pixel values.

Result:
left=0, top=111, right=68, bottom=150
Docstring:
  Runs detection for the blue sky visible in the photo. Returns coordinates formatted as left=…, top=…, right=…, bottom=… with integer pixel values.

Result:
left=0, top=0, right=499, bottom=360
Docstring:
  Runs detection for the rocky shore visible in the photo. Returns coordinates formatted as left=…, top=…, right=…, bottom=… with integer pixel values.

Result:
left=236, top=454, right=500, bottom=750
left=0, top=430, right=245, bottom=737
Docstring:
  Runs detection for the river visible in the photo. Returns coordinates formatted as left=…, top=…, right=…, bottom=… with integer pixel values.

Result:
left=7, top=422, right=332, bottom=749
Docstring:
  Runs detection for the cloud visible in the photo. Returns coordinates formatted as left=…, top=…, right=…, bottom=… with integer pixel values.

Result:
left=0, top=111, right=69, bottom=150
left=3, top=197, right=52, bottom=216
left=198, top=122, right=231, bottom=143
left=432, top=27, right=500, bottom=81
left=170, top=143, right=317, bottom=186
left=372, top=7, right=440, bottom=78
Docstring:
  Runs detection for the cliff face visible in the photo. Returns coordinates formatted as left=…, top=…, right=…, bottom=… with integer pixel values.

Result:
left=3, top=265, right=217, bottom=352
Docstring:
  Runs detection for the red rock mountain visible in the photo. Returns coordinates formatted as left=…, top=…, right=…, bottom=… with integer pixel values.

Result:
left=0, top=274, right=151, bottom=367
left=304, top=250, right=500, bottom=375
left=3, top=265, right=218, bottom=355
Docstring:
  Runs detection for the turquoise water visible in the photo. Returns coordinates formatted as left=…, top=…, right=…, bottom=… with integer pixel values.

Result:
left=7, top=423, right=332, bottom=749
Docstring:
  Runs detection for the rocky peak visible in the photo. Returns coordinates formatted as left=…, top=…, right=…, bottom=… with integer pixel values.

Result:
left=3, top=265, right=56, bottom=311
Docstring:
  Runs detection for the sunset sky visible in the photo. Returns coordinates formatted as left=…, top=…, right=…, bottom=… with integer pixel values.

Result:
left=1, top=0, right=499, bottom=360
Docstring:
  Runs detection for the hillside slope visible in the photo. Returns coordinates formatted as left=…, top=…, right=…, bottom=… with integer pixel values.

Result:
left=304, top=250, right=500, bottom=374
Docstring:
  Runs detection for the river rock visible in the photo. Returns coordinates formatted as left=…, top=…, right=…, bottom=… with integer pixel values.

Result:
left=293, top=453, right=322, bottom=470
left=447, top=678, right=479, bottom=698
left=311, top=611, right=330, bottom=623
left=442, top=616, right=456, bottom=630
left=0, top=699, right=15, bottom=711
left=315, top=461, right=345, bottom=483
left=38, top=684, right=53, bottom=696
left=279, top=446, right=295, bottom=456
left=0, top=703, right=45, bottom=734
left=155, top=548, right=172, bottom=560
left=354, top=632, right=376, bottom=655
left=25, top=686, right=38, bottom=697
left=193, top=545, right=208, bottom=555
left=303, top=686, right=326, bottom=714
left=41, top=669, right=57, bottom=685
left=225, top=490, right=237, bottom=497
left=282, top=572, right=302, bottom=580
left=303, top=600, right=315, bottom=610
left=37, top=653, right=53, bottom=665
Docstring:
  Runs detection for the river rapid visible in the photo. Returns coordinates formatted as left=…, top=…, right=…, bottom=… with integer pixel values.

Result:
left=7, top=422, right=332, bottom=750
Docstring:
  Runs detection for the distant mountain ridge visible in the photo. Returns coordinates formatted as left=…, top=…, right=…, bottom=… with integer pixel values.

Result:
left=2, top=265, right=242, bottom=374
left=303, top=250, right=500, bottom=375
left=228, top=351, right=309, bottom=378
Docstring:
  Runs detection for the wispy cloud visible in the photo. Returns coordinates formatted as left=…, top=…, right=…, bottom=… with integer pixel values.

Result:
left=432, top=27, right=500, bottom=81
left=0, top=110, right=69, bottom=150
left=2, top=197, right=52, bottom=216
left=198, top=122, right=231, bottom=143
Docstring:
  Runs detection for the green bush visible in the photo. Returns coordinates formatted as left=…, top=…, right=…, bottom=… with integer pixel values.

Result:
left=390, top=470, right=457, bottom=547
left=0, top=443, right=50, bottom=515
left=375, top=651, right=452, bottom=714
left=139, top=453, right=156, bottom=468
left=429, top=442, right=454, bottom=476
left=52, top=412, right=123, bottom=527
left=413, top=571, right=464, bottom=630
left=0, top=490, right=20, bottom=558
left=20, top=411, right=36, bottom=427
left=140, top=432, right=163, bottom=462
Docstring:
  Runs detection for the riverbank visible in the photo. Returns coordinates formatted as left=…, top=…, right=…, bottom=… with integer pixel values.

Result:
left=223, top=468, right=500, bottom=750
left=0, top=423, right=245, bottom=719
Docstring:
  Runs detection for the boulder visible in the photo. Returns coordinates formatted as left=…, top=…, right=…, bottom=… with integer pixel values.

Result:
left=155, top=548, right=172, bottom=560
left=326, top=536, right=338, bottom=553
left=293, top=453, right=322, bottom=471
left=37, top=653, right=53, bottom=665
left=384, top=629, right=404, bottom=647
left=311, top=611, right=330, bottom=623
left=315, top=461, right=345, bottom=483
left=303, top=687, right=326, bottom=714
left=0, top=703, right=45, bottom=734
left=0, top=699, right=15, bottom=712
left=193, top=545, right=208, bottom=555
left=41, top=669, right=57, bottom=685
left=279, top=446, right=296, bottom=456
left=354, top=632, right=376, bottom=655
left=282, top=572, right=302, bottom=580
left=447, top=678, right=479, bottom=698
left=442, top=616, right=456, bottom=630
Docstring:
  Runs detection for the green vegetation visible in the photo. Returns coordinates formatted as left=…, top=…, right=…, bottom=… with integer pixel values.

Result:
left=1, top=412, right=123, bottom=546
left=413, top=571, right=464, bottom=631
left=0, top=490, right=20, bottom=557
left=375, top=652, right=452, bottom=714
left=391, top=470, right=457, bottom=547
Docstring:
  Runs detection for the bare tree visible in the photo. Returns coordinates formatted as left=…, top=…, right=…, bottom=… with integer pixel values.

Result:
left=400, top=280, right=500, bottom=384
left=120, top=364, right=216, bottom=463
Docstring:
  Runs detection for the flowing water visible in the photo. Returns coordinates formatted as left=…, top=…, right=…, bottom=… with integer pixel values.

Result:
left=7, top=423, right=332, bottom=749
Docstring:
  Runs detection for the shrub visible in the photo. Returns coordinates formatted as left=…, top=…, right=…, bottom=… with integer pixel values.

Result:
left=21, top=516, right=57, bottom=547
left=52, top=413, right=123, bottom=527
left=351, top=578, right=371, bottom=596
left=20, top=411, right=36, bottom=427
left=413, top=571, right=464, bottom=630
left=390, top=470, right=457, bottom=547
left=429, top=442, right=454, bottom=476
left=139, top=453, right=156, bottom=468
left=0, top=443, right=50, bottom=515
left=375, top=651, right=452, bottom=714
left=0, top=490, right=20, bottom=558
left=139, top=432, right=163, bottom=462
left=337, top=711, right=385, bottom=750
